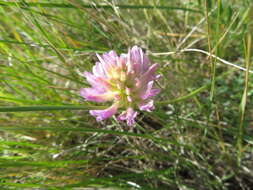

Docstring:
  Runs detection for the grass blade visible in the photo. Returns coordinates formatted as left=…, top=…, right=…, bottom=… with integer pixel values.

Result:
left=0, top=2, right=203, bottom=13
left=0, top=105, right=104, bottom=112
left=237, top=33, right=252, bottom=165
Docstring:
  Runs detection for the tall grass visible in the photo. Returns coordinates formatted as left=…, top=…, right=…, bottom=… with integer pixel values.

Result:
left=0, top=0, right=253, bottom=189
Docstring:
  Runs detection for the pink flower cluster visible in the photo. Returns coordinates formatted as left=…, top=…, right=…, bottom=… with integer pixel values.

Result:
left=80, top=46, right=160, bottom=126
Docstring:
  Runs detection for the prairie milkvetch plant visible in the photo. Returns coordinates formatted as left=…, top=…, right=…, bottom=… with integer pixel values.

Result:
left=80, top=46, right=160, bottom=126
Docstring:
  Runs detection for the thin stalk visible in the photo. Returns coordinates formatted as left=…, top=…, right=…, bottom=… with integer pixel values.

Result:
left=237, top=33, right=251, bottom=166
left=205, top=0, right=215, bottom=101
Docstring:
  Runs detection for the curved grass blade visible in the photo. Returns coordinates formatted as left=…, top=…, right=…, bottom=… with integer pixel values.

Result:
left=0, top=2, right=203, bottom=13
left=157, top=84, right=208, bottom=105
left=157, top=70, right=232, bottom=105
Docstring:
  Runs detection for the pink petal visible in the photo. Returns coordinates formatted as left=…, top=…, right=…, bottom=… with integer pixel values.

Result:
left=102, top=50, right=118, bottom=66
left=149, top=88, right=161, bottom=97
left=97, top=52, right=118, bottom=76
left=96, top=53, right=111, bottom=76
left=127, top=96, right=132, bottom=102
left=117, top=111, right=127, bottom=121
left=139, top=63, right=158, bottom=85
left=83, top=71, right=110, bottom=90
left=140, top=87, right=160, bottom=100
left=80, top=88, right=113, bottom=102
left=126, top=50, right=134, bottom=74
left=117, top=54, right=127, bottom=68
left=83, top=71, right=99, bottom=87
left=117, top=108, right=137, bottom=126
left=155, top=74, right=161, bottom=80
left=142, top=53, right=150, bottom=72
left=129, top=46, right=150, bottom=74
left=92, top=62, right=106, bottom=77
left=140, top=81, right=154, bottom=100
left=138, top=100, right=154, bottom=112
left=130, top=46, right=142, bottom=63
left=90, top=103, right=118, bottom=121
left=129, top=46, right=143, bottom=75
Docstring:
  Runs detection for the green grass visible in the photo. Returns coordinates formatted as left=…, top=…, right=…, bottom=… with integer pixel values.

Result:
left=0, top=0, right=253, bottom=189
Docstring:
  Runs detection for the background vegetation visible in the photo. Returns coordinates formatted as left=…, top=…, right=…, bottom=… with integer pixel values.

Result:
left=0, top=0, right=253, bottom=189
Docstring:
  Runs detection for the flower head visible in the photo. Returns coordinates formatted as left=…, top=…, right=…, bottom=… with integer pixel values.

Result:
left=80, top=46, right=160, bottom=126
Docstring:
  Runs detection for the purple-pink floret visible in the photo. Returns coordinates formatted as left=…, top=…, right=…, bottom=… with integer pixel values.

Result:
left=80, top=46, right=160, bottom=126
